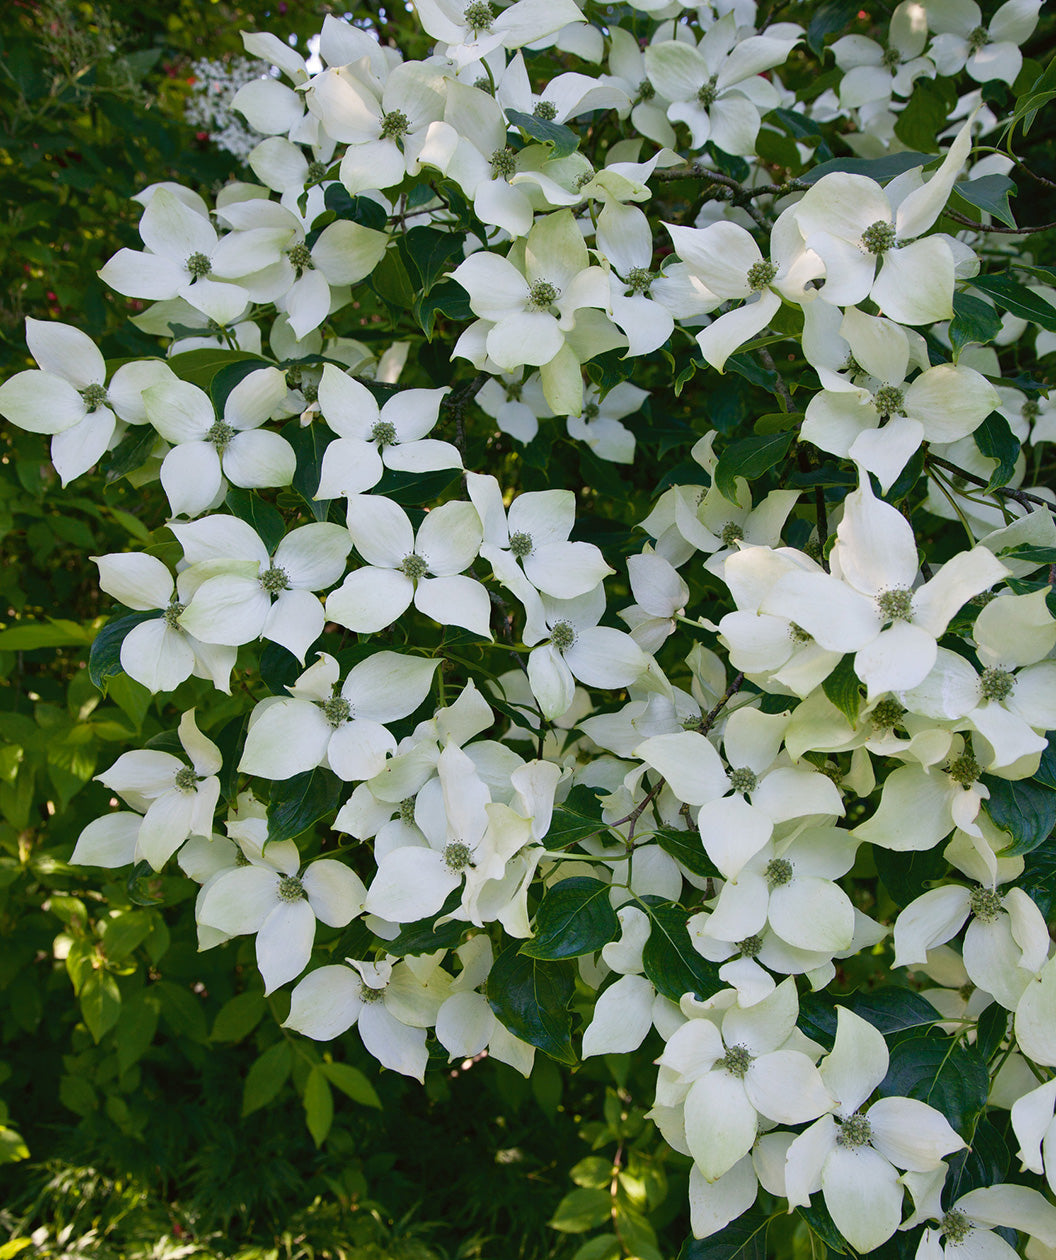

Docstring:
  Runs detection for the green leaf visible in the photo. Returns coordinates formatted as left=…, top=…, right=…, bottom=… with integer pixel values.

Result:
left=714, top=431, right=793, bottom=503
left=655, top=829, right=721, bottom=879
left=267, top=768, right=343, bottom=846
left=303, top=1066, right=334, bottom=1146
left=981, top=774, right=1056, bottom=856
left=950, top=175, right=1017, bottom=229
left=384, top=905, right=466, bottom=956
left=821, top=654, right=862, bottom=726
left=801, top=151, right=934, bottom=186
left=894, top=78, right=957, bottom=154
left=549, top=1188, right=612, bottom=1233
left=968, top=273, right=1056, bottom=333
left=878, top=1035, right=989, bottom=1137
left=283, top=420, right=334, bottom=522
left=874, top=846, right=948, bottom=908
left=1003, top=53, right=1056, bottom=140
left=798, top=989, right=941, bottom=1049
left=805, top=0, right=858, bottom=53
left=225, top=488, right=286, bottom=554
left=949, top=292, right=1003, bottom=359
left=1017, top=833, right=1056, bottom=917
left=505, top=109, right=579, bottom=159
left=972, top=412, right=1021, bottom=491
left=115, top=992, right=160, bottom=1074
left=100, top=909, right=153, bottom=960
left=641, top=903, right=722, bottom=1003
left=242, top=1041, right=293, bottom=1116
left=973, top=1004, right=1010, bottom=1065
left=542, top=786, right=606, bottom=850
left=487, top=945, right=576, bottom=1065
left=321, top=1061, right=381, bottom=1108
left=88, top=611, right=160, bottom=690
left=167, top=348, right=268, bottom=392
left=372, top=247, right=416, bottom=312
left=679, top=1208, right=770, bottom=1260
left=797, top=1200, right=847, bottom=1254
left=211, top=991, right=266, bottom=1043
left=398, top=226, right=465, bottom=294
left=80, top=970, right=121, bottom=1043
left=521, top=877, right=620, bottom=960
left=414, top=279, right=474, bottom=338
left=0, top=619, right=94, bottom=650
left=944, top=1117, right=1011, bottom=1204
left=322, top=184, right=387, bottom=231
left=102, top=425, right=158, bottom=480
left=1034, top=733, right=1056, bottom=789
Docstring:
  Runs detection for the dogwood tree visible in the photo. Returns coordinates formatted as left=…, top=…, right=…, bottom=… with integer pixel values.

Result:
left=4, top=0, right=1056, bottom=1254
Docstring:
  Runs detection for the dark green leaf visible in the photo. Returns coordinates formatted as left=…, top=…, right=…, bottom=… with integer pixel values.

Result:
left=225, top=488, right=287, bottom=554
left=267, top=768, right=342, bottom=846
left=414, top=279, right=474, bottom=338
left=487, top=945, right=576, bottom=1065
left=968, top=273, right=1056, bottom=333
left=167, top=348, right=269, bottom=392
left=372, top=246, right=417, bottom=312
left=951, top=175, right=1017, bottom=229
left=542, top=786, right=606, bottom=850
left=878, top=1035, right=989, bottom=1137
left=505, top=109, right=579, bottom=159
left=773, top=108, right=823, bottom=140
left=323, top=184, right=388, bottom=231
left=821, top=654, right=862, bottom=726
left=973, top=412, right=1021, bottom=491
left=724, top=352, right=779, bottom=393
left=242, top=1041, right=292, bottom=1116
left=798, top=989, right=940, bottom=1048
left=210, top=359, right=272, bottom=413
left=714, top=431, right=793, bottom=503
left=283, top=420, right=334, bottom=522
left=679, top=1208, right=770, bottom=1260
left=521, top=877, right=620, bottom=960
left=260, top=640, right=302, bottom=695
left=874, top=845, right=948, bottom=908
left=102, top=425, right=158, bottom=480
left=895, top=78, right=957, bottom=154
left=944, top=1117, right=1010, bottom=1206
left=398, top=226, right=465, bottom=293
left=950, top=292, right=1003, bottom=358
left=981, top=774, right=1056, bottom=856
left=656, top=829, right=721, bottom=879
left=641, top=903, right=722, bottom=1003
left=801, top=151, right=934, bottom=186
left=974, top=1004, right=1010, bottom=1065
left=385, top=900, right=466, bottom=956
left=88, top=610, right=160, bottom=690
left=1034, top=732, right=1056, bottom=789
left=797, top=1200, right=847, bottom=1254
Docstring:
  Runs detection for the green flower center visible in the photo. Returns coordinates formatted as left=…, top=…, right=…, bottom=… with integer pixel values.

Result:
left=533, top=100, right=557, bottom=120
left=287, top=241, right=314, bottom=272
left=463, top=0, right=495, bottom=31
left=836, top=1111, right=872, bottom=1148
left=721, top=1044, right=752, bottom=1077
left=527, top=280, right=558, bottom=310
left=307, top=160, right=328, bottom=182
left=574, top=169, right=595, bottom=190
left=359, top=982, right=384, bottom=1002
left=747, top=260, right=777, bottom=291
left=870, top=697, right=906, bottom=729
left=444, top=841, right=473, bottom=871
left=174, top=767, right=199, bottom=792
left=948, top=753, right=981, bottom=787
left=637, top=78, right=655, bottom=102
left=958, top=981, right=975, bottom=1002
left=874, top=385, right=906, bottom=418
left=371, top=419, right=398, bottom=447
left=727, top=766, right=758, bottom=794
left=737, top=934, right=762, bottom=958
left=235, top=850, right=251, bottom=867
left=509, top=531, right=533, bottom=558
left=1022, top=399, right=1040, bottom=422
left=876, top=588, right=913, bottom=621
left=490, top=147, right=516, bottom=179
left=550, top=620, right=576, bottom=651
left=582, top=402, right=599, bottom=421
left=967, top=25, right=989, bottom=53
left=765, top=858, right=793, bottom=888
left=380, top=109, right=410, bottom=140
left=260, top=565, right=291, bottom=594
left=861, top=221, right=897, bottom=255
left=881, top=47, right=901, bottom=70
left=186, top=251, right=212, bottom=279
left=969, top=885, right=1002, bottom=923
left=163, top=599, right=186, bottom=632
left=697, top=76, right=719, bottom=108
left=400, top=553, right=429, bottom=581
left=277, top=874, right=305, bottom=903
left=473, top=76, right=493, bottom=94
left=626, top=266, right=654, bottom=295
left=302, top=381, right=318, bottom=403
left=942, top=1211, right=973, bottom=1244
left=789, top=622, right=813, bottom=645
left=80, top=382, right=109, bottom=411
left=721, top=522, right=745, bottom=547
left=323, top=696, right=351, bottom=728
left=979, top=667, right=1014, bottom=703
left=205, top=419, right=236, bottom=452
left=399, top=797, right=416, bottom=824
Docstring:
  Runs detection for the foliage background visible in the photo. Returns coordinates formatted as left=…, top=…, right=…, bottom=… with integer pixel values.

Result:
left=2, top=1, right=1055, bottom=1258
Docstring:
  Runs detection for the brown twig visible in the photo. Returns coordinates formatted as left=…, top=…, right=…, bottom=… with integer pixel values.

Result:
left=943, top=209, right=1056, bottom=235
left=927, top=452, right=1056, bottom=513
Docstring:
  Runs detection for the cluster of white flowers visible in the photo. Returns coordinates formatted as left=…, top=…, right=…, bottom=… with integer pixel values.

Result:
left=4, top=0, right=1056, bottom=1251
left=184, top=55, right=267, bottom=161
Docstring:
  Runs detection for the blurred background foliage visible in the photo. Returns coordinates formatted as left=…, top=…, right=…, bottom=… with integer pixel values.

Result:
left=2, top=0, right=1055, bottom=1257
